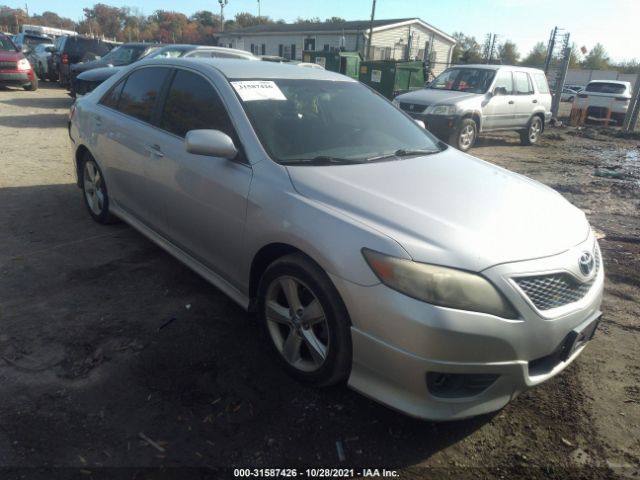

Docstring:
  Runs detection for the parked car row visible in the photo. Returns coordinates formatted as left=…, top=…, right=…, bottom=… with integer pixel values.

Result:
left=0, top=32, right=38, bottom=91
left=69, top=56, right=604, bottom=420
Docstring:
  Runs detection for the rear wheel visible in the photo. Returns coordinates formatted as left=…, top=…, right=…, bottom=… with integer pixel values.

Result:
left=257, top=253, right=352, bottom=386
left=80, top=153, right=117, bottom=224
left=520, top=116, right=543, bottom=146
left=450, top=118, right=477, bottom=152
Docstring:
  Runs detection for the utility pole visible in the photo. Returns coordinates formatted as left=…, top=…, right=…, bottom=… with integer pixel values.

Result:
left=257, top=0, right=261, bottom=22
left=488, top=34, right=497, bottom=63
left=622, top=74, right=640, bottom=132
left=219, top=0, right=228, bottom=33
left=366, top=0, right=376, bottom=61
left=551, top=45, right=571, bottom=118
left=544, top=27, right=557, bottom=74
left=483, top=33, right=497, bottom=64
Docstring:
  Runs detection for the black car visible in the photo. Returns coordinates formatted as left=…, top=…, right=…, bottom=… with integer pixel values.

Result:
left=51, top=36, right=116, bottom=87
left=73, top=44, right=257, bottom=96
left=69, top=42, right=160, bottom=96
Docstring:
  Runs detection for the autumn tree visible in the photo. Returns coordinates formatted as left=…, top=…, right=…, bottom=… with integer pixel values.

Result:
left=521, top=42, right=547, bottom=67
left=451, top=32, right=483, bottom=64
left=583, top=43, right=609, bottom=70
left=498, top=40, right=519, bottom=65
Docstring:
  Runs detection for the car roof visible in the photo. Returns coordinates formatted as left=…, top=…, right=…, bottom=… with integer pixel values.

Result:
left=137, top=57, right=356, bottom=81
left=449, top=64, right=545, bottom=73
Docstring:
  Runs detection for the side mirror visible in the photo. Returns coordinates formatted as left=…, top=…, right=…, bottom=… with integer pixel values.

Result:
left=493, top=86, right=508, bottom=96
left=185, top=129, right=238, bottom=159
left=414, top=119, right=426, bottom=129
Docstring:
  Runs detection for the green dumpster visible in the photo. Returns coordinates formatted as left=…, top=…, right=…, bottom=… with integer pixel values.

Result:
left=358, top=60, right=425, bottom=99
left=302, top=51, right=362, bottom=79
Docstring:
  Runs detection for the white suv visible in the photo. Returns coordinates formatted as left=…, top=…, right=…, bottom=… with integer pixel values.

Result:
left=393, top=65, right=552, bottom=151
left=573, top=80, right=632, bottom=125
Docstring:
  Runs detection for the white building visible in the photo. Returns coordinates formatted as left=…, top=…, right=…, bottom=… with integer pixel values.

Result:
left=216, top=18, right=456, bottom=76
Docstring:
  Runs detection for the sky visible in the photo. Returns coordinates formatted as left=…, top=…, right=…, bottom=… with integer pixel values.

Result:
left=13, top=0, right=639, bottom=62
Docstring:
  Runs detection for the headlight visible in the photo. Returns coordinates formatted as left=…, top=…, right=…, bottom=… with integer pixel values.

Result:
left=17, top=59, right=31, bottom=71
left=426, top=104, right=457, bottom=116
left=362, top=249, right=518, bottom=319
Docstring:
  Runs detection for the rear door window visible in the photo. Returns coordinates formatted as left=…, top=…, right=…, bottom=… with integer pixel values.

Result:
left=115, top=67, right=170, bottom=123
left=159, top=69, right=234, bottom=138
left=514, top=72, right=534, bottom=95
left=493, top=70, right=513, bottom=94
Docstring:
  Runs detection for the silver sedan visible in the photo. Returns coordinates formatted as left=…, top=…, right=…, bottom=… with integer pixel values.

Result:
left=69, top=58, right=604, bottom=420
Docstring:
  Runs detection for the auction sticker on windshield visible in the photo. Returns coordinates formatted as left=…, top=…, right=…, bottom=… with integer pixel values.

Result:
left=231, top=81, right=287, bottom=101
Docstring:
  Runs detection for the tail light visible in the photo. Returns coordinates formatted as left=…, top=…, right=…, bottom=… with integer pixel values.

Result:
left=62, top=53, right=69, bottom=65
left=577, top=93, right=588, bottom=98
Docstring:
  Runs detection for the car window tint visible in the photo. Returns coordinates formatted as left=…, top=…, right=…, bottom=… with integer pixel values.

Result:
left=585, top=82, right=627, bottom=94
left=100, top=80, right=125, bottom=110
left=533, top=73, right=550, bottom=94
left=514, top=72, right=534, bottom=95
left=117, top=67, right=170, bottom=123
left=160, top=70, right=233, bottom=138
left=493, top=70, right=513, bottom=94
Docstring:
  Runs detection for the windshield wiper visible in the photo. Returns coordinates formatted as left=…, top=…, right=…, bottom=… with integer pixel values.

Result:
left=366, top=149, right=440, bottom=162
left=282, top=156, right=362, bottom=166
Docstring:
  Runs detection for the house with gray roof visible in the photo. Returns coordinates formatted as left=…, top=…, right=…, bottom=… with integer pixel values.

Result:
left=216, top=18, right=456, bottom=76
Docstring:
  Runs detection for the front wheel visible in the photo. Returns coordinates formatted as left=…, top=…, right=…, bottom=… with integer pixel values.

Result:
left=520, top=116, right=543, bottom=146
left=257, top=253, right=352, bottom=386
left=24, top=76, right=38, bottom=91
left=450, top=118, right=477, bottom=152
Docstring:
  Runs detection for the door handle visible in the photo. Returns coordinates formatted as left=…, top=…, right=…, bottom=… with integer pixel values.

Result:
left=508, top=100, right=515, bottom=104
left=145, top=144, right=164, bottom=158
left=95, top=115, right=102, bottom=127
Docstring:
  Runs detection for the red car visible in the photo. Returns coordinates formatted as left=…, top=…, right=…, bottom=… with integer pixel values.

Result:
left=0, top=32, right=38, bottom=91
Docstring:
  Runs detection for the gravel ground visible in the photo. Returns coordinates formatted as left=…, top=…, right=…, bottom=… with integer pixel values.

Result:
left=0, top=84, right=638, bottom=479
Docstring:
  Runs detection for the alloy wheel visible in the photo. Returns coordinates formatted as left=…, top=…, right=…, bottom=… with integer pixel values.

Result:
left=83, top=161, right=105, bottom=216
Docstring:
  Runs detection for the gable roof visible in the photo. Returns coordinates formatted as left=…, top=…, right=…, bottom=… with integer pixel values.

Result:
left=219, top=18, right=455, bottom=43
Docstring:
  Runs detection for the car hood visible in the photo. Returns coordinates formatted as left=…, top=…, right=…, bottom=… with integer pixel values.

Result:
left=0, top=50, right=22, bottom=62
left=77, top=65, right=122, bottom=81
left=395, top=88, right=481, bottom=106
left=287, top=148, right=589, bottom=272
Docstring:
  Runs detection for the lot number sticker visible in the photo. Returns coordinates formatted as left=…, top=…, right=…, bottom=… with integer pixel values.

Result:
left=371, top=69, right=382, bottom=83
left=231, top=81, right=287, bottom=101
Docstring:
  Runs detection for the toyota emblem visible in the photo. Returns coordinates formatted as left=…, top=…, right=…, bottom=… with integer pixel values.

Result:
left=578, top=251, right=595, bottom=276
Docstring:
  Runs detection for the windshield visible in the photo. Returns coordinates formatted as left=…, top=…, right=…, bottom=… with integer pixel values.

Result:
left=429, top=68, right=496, bottom=94
left=101, top=45, right=147, bottom=65
left=149, top=47, right=189, bottom=59
left=234, top=79, right=442, bottom=165
left=0, top=35, right=16, bottom=52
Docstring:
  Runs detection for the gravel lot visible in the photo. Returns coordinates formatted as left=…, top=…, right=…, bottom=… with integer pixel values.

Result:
left=1, top=84, right=639, bottom=479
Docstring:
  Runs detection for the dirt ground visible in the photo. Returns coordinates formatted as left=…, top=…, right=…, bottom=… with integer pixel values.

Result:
left=0, top=84, right=638, bottom=480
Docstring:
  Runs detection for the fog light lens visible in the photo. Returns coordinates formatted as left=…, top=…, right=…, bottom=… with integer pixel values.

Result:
left=426, top=372, right=499, bottom=398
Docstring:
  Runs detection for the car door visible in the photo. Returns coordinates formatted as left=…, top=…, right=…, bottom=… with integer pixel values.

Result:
left=94, top=65, right=172, bottom=232
left=482, top=69, right=516, bottom=130
left=512, top=71, right=536, bottom=127
left=144, top=67, right=253, bottom=284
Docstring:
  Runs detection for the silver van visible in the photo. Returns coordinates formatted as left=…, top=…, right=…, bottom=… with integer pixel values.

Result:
left=393, top=65, right=552, bottom=151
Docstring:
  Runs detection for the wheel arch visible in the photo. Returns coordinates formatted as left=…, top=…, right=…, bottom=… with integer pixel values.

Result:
left=74, top=144, right=92, bottom=187
left=461, top=111, right=482, bottom=132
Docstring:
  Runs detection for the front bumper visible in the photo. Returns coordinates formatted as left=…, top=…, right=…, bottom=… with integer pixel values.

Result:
left=334, top=235, right=604, bottom=420
left=0, top=70, right=34, bottom=86
left=406, top=111, right=460, bottom=137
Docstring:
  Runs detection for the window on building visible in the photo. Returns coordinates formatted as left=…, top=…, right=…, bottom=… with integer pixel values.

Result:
left=261, top=44, right=266, bottom=55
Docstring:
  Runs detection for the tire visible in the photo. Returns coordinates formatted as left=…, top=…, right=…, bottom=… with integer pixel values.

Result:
left=520, top=116, right=543, bottom=146
left=80, top=153, right=117, bottom=224
left=36, top=62, right=44, bottom=80
left=24, top=76, right=38, bottom=91
left=450, top=118, right=477, bottom=152
left=257, top=253, right=352, bottom=386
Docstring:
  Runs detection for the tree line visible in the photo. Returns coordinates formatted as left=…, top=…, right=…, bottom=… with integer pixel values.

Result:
left=451, top=32, right=639, bottom=73
left=1, top=3, right=636, bottom=73
left=0, top=3, right=347, bottom=44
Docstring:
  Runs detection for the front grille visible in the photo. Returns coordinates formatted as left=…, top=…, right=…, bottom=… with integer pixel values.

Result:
left=0, top=61, right=17, bottom=69
left=399, top=102, right=427, bottom=113
left=515, top=245, right=601, bottom=311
